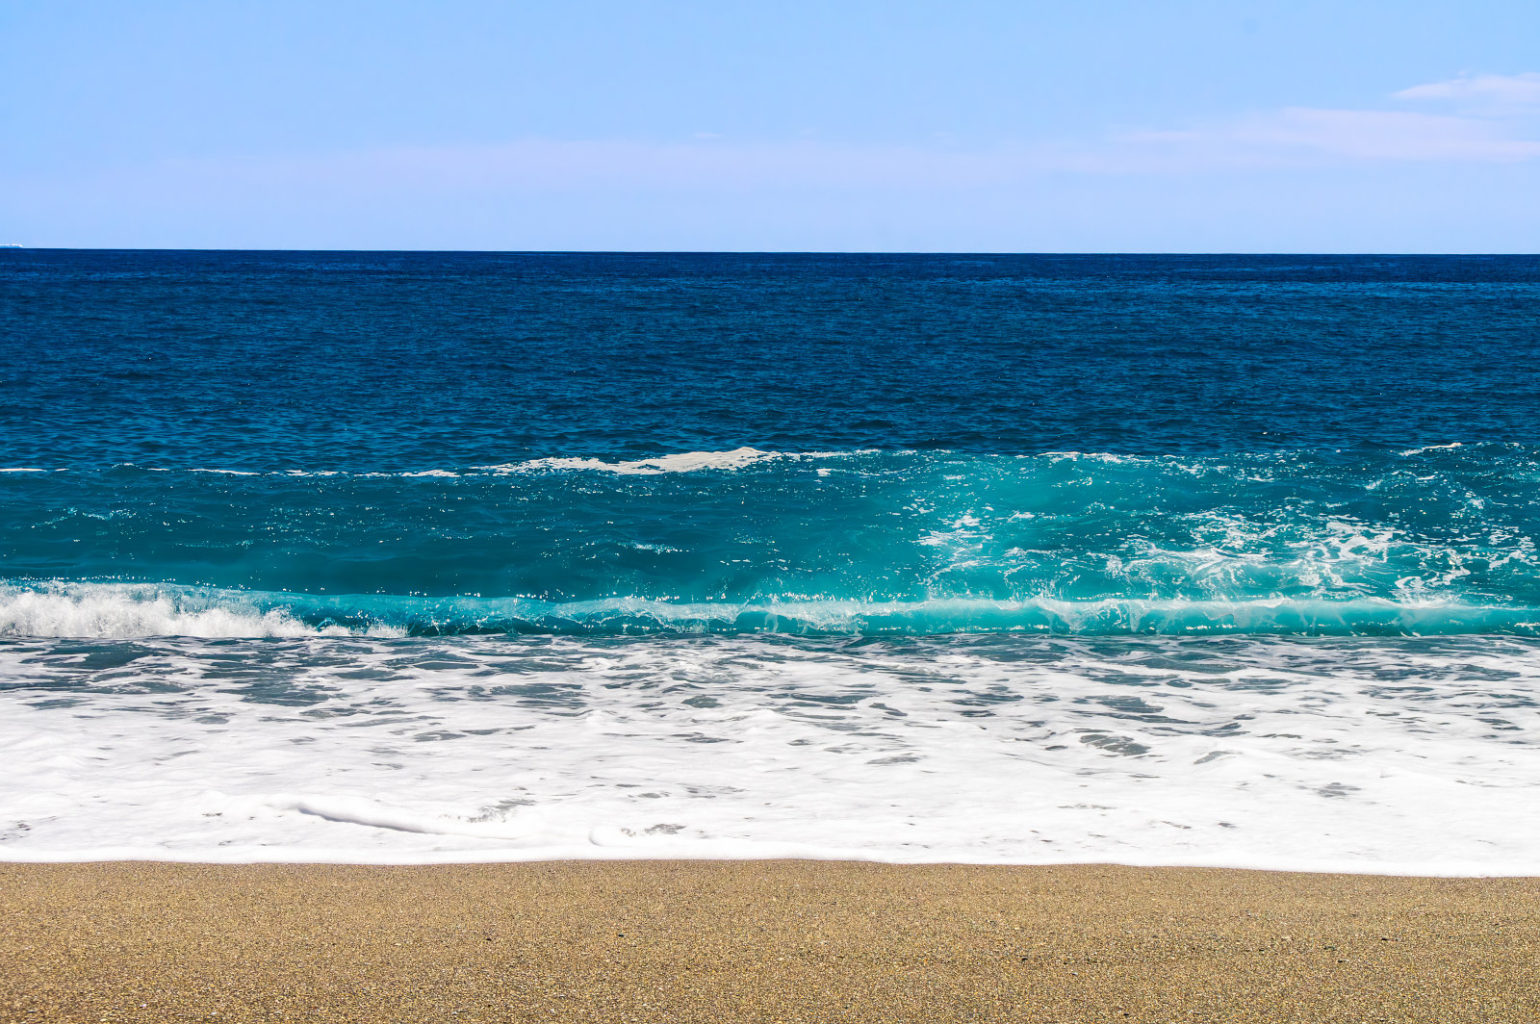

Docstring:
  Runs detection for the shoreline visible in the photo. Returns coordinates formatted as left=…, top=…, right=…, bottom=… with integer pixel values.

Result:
left=5, top=850, right=1540, bottom=878
left=3, top=860, right=1537, bottom=1022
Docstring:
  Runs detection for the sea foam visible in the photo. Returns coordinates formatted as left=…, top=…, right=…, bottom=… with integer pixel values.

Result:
left=0, top=584, right=404, bottom=639
left=3, top=582, right=1538, bottom=639
left=2, top=632, right=1537, bottom=873
left=487, top=447, right=792, bottom=475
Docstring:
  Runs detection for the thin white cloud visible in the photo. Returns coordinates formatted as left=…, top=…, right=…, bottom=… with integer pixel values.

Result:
left=1121, top=75, right=1540, bottom=168
left=1229, top=107, right=1540, bottom=162
left=134, top=81, right=1540, bottom=201
left=200, top=139, right=1049, bottom=191
left=26, top=115, right=1536, bottom=216
left=1395, top=72, right=1540, bottom=107
left=10, top=74, right=1540, bottom=225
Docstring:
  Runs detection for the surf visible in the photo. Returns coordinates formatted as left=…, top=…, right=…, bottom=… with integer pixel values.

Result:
left=3, top=582, right=1538, bottom=639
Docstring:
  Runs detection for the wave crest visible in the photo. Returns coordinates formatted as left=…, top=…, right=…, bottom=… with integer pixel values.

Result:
left=2, top=583, right=1536, bottom=640
left=483, top=447, right=792, bottom=476
left=0, top=584, right=405, bottom=639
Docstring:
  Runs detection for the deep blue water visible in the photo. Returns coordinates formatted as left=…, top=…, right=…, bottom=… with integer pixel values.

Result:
left=3, top=250, right=1539, bottom=637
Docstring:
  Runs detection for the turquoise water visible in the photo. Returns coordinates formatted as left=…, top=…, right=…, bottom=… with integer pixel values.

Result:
left=5, top=251, right=1540, bottom=638
left=2, top=447, right=1538, bottom=637
left=2, top=250, right=1539, bottom=867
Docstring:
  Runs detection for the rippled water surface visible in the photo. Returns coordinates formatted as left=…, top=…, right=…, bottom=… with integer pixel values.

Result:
left=2, top=251, right=1538, bottom=868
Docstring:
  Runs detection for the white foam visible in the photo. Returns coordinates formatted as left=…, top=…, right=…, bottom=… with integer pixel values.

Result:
left=1399, top=442, right=1465, bottom=456
left=1039, top=451, right=1148, bottom=464
left=4, top=583, right=1537, bottom=642
left=0, top=584, right=403, bottom=639
left=486, top=447, right=804, bottom=475
left=2, top=634, right=1538, bottom=873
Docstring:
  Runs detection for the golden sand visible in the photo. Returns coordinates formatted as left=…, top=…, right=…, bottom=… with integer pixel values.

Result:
left=2, top=861, right=1537, bottom=1022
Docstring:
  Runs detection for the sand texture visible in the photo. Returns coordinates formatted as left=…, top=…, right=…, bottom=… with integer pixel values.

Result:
left=2, top=861, right=1538, bottom=1022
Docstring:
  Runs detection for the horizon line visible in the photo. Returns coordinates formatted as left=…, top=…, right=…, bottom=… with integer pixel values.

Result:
left=5, top=247, right=1539, bottom=257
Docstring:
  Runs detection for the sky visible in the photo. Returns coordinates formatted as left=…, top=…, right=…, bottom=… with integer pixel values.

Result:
left=2, top=0, right=1538, bottom=251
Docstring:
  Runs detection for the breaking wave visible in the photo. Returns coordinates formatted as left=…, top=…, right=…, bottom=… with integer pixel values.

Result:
left=3, top=582, right=1538, bottom=639
left=4, top=445, right=1539, bottom=639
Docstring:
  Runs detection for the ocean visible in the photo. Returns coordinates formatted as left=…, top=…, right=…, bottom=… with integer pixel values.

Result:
left=2, top=250, right=1539, bottom=871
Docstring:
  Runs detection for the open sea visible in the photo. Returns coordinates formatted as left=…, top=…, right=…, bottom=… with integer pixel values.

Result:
left=2, top=250, right=1539, bottom=872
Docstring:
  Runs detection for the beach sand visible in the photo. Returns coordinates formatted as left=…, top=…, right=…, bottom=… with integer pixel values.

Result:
left=2, top=861, right=1537, bottom=1022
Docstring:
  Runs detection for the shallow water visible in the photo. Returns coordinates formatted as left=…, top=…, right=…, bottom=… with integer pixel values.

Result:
left=3, top=632, right=1539, bottom=870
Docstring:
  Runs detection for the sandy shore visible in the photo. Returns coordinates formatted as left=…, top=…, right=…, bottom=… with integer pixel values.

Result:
left=2, top=861, right=1537, bottom=1023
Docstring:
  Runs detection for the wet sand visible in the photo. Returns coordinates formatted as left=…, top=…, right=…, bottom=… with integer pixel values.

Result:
left=2, top=860, right=1537, bottom=1022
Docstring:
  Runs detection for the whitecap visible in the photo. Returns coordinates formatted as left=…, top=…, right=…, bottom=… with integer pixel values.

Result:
left=0, top=583, right=404, bottom=639
left=483, top=447, right=790, bottom=475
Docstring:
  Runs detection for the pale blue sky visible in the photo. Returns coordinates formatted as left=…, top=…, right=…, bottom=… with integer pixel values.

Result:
left=3, top=0, right=1538, bottom=250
